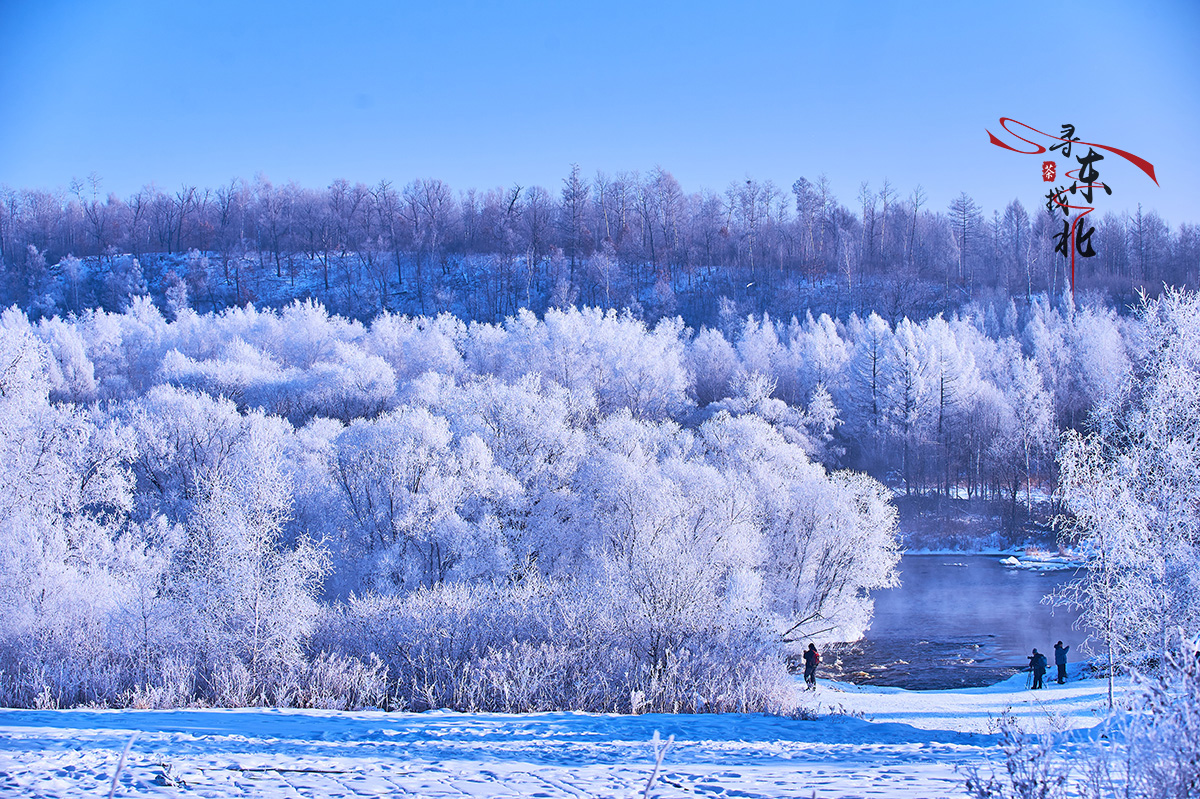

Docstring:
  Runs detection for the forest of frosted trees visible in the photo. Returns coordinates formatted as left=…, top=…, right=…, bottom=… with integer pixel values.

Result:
left=1, top=300, right=910, bottom=711
left=0, top=284, right=1178, bottom=712
left=1, top=167, right=1197, bottom=714
left=2, top=168, right=1197, bottom=327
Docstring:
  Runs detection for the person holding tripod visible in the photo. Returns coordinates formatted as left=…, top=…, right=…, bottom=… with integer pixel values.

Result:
left=1027, top=648, right=1048, bottom=689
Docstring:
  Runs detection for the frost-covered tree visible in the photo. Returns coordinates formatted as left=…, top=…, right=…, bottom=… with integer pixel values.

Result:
left=839, top=312, right=891, bottom=467
left=0, top=312, right=149, bottom=705
left=699, top=411, right=899, bottom=643
left=332, top=406, right=513, bottom=590
left=789, top=312, right=850, bottom=405
left=1060, top=289, right=1200, bottom=704
left=128, top=387, right=326, bottom=686
left=163, top=269, right=189, bottom=320
left=688, top=326, right=740, bottom=406
left=883, top=318, right=934, bottom=493
left=986, top=340, right=1054, bottom=517
left=576, top=412, right=761, bottom=665
left=923, top=315, right=980, bottom=495
left=426, top=375, right=587, bottom=577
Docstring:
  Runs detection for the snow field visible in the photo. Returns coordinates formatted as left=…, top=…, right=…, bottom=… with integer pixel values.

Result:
left=0, top=674, right=1116, bottom=798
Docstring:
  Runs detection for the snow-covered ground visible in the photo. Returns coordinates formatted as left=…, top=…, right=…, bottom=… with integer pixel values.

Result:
left=0, top=672, right=1116, bottom=799
left=803, top=667, right=1110, bottom=734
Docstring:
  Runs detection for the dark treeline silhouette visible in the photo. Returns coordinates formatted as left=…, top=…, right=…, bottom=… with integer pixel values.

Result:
left=2, top=168, right=1197, bottom=326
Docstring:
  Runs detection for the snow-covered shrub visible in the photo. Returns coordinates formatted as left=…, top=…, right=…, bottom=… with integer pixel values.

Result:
left=1119, top=632, right=1200, bottom=798
left=120, top=656, right=197, bottom=709
left=314, top=577, right=795, bottom=714
left=314, top=579, right=601, bottom=712
left=288, top=652, right=388, bottom=710
left=964, top=711, right=1070, bottom=799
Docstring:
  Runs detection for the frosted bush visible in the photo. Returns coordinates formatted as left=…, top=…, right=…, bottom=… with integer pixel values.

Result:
left=314, top=579, right=796, bottom=714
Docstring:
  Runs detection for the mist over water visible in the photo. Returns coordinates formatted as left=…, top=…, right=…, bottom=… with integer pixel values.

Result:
left=824, top=555, right=1090, bottom=690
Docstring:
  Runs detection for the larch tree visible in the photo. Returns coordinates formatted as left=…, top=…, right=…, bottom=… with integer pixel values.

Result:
left=560, top=163, right=590, bottom=281
left=947, top=192, right=982, bottom=296
left=839, top=312, right=892, bottom=469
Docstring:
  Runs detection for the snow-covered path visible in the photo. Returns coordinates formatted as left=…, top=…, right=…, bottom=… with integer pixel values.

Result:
left=0, top=674, right=1113, bottom=798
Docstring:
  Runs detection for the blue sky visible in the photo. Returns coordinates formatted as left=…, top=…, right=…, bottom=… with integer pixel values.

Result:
left=2, top=0, right=1197, bottom=224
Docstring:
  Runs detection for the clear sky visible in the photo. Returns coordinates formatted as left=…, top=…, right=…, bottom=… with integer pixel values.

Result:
left=2, top=0, right=1197, bottom=224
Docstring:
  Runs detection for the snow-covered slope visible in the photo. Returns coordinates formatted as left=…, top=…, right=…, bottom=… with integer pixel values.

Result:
left=0, top=674, right=1115, bottom=798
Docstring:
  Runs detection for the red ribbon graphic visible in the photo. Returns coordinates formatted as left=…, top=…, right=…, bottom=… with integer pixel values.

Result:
left=987, top=118, right=1158, bottom=185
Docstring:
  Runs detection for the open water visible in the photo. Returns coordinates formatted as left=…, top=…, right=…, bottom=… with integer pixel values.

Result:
left=822, top=554, right=1090, bottom=689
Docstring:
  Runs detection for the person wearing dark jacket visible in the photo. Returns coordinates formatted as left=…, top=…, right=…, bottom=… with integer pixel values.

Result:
left=1028, top=648, right=1048, bottom=689
left=803, top=643, right=820, bottom=691
left=1054, top=641, right=1069, bottom=684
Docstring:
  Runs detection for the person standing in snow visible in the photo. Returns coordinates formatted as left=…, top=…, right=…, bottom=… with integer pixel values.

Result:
left=803, top=643, right=820, bottom=690
left=1028, top=648, right=1047, bottom=689
left=1054, top=641, right=1069, bottom=684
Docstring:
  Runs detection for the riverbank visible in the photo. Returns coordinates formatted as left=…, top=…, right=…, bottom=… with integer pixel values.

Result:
left=895, top=494, right=1058, bottom=553
left=0, top=672, right=1120, bottom=798
left=902, top=549, right=1085, bottom=571
left=799, top=666, right=1113, bottom=734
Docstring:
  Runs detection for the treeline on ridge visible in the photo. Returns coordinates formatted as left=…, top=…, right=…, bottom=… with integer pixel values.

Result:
left=2, top=168, right=1196, bottom=326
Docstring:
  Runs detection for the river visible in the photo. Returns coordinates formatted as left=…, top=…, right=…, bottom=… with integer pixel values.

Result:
left=822, top=554, right=1091, bottom=690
